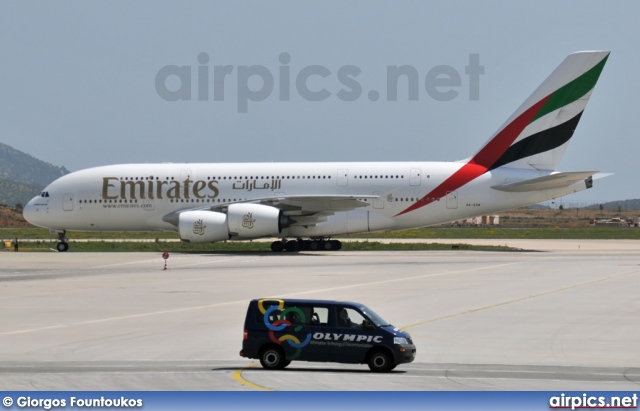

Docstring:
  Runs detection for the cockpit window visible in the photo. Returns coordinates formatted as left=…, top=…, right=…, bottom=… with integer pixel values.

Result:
left=40, top=192, right=50, bottom=197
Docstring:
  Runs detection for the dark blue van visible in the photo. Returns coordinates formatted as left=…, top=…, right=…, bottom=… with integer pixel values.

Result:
left=240, top=298, right=416, bottom=372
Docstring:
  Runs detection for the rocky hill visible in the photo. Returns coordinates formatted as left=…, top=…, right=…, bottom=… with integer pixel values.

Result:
left=0, top=206, right=30, bottom=228
left=0, top=178, right=40, bottom=208
left=584, top=198, right=640, bottom=211
left=0, top=142, right=70, bottom=206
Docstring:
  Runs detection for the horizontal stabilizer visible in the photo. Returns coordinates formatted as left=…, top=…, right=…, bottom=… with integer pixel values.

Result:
left=592, top=172, right=614, bottom=180
left=491, top=171, right=598, bottom=192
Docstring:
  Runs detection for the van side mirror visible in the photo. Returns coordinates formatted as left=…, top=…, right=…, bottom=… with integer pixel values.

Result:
left=362, top=320, right=374, bottom=330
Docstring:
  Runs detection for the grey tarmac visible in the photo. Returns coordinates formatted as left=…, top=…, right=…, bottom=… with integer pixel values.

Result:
left=1, top=241, right=639, bottom=390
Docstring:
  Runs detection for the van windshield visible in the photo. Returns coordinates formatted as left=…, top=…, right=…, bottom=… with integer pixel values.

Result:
left=358, top=305, right=390, bottom=327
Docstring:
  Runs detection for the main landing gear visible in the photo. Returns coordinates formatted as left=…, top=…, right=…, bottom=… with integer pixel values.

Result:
left=56, top=230, right=69, bottom=252
left=270, top=238, right=342, bottom=252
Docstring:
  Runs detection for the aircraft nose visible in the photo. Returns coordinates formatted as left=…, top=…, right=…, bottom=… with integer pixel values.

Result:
left=23, top=196, right=46, bottom=227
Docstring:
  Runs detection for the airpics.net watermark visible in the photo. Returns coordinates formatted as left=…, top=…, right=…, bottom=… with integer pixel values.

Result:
left=155, top=52, right=484, bottom=113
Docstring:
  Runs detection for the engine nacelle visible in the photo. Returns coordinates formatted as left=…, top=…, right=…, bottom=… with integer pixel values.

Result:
left=178, top=210, right=229, bottom=243
left=227, top=203, right=287, bottom=238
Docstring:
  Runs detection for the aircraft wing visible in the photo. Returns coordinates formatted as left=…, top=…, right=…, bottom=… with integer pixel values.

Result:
left=490, top=171, right=598, bottom=193
left=163, top=194, right=379, bottom=227
left=251, top=194, right=375, bottom=212
left=246, top=195, right=378, bottom=227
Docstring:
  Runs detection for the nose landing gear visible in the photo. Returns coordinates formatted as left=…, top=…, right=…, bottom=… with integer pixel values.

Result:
left=56, top=231, right=69, bottom=252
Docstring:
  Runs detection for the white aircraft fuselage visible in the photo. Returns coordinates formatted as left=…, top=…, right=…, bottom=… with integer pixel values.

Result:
left=23, top=162, right=587, bottom=235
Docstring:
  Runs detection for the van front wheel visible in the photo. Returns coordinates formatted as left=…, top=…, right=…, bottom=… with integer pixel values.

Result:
left=259, top=346, right=288, bottom=370
left=368, top=349, right=394, bottom=373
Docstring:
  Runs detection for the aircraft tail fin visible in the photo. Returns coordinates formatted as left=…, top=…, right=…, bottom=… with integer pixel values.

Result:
left=396, top=51, right=609, bottom=217
left=468, top=51, right=610, bottom=171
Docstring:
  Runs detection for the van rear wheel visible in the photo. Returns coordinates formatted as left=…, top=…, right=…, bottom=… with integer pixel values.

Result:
left=368, top=349, right=394, bottom=372
left=259, top=346, right=288, bottom=370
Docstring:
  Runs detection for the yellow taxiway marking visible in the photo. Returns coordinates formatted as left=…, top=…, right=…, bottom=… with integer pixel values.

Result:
left=233, top=362, right=272, bottom=391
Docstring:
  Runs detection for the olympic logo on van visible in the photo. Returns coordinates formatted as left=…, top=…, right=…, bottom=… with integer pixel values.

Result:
left=258, top=299, right=312, bottom=360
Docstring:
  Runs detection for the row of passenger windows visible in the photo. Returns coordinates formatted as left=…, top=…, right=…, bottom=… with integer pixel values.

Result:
left=79, top=197, right=438, bottom=204
left=168, top=198, right=246, bottom=203
left=354, top=175, right=405, bottom=179
left=118, top=175, right=334, bottom=181
left=80, top=199, right=138, bottom=203
left=79, top=198, right=249, bottom=204
left=116, top=174, right=417, bottom=181
left=211, top=175, right=332, bottom=180
left=395, top=197, right=439, bottom=202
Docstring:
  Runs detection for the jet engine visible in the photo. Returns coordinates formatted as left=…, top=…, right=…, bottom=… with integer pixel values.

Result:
left=178, top=210, right=229, bottom=243
left=227, top=203, right=290, bottom=238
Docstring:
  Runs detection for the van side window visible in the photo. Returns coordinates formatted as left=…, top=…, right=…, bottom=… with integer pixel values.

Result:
left=337, top=307, right=366, bottom=329
left=309, top=307, right=328, bottom=326
left=284, top=306, right=329, bottom=326
left=256, top=302, right=329, bottom=326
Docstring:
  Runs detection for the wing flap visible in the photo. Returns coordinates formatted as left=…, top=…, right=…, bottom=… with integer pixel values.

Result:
left=258, top=195, right=375, bottom=213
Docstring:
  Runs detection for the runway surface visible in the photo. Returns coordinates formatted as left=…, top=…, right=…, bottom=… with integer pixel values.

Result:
left=1, top=241, right=639, bottom=391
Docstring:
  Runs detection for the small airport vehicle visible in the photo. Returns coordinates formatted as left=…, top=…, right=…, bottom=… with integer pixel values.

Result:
left=240, top=298, right=416, bottom=372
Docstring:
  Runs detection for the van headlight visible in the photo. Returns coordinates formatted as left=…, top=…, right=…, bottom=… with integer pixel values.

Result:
left=394, top=337, right=408, bottom=345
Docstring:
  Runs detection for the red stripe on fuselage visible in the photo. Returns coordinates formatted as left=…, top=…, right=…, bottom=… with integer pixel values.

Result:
left=396, top=94, right=551, bottom=217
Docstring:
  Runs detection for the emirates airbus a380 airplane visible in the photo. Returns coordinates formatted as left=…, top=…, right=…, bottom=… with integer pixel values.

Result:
left=24, top=51, right=610, bottom=252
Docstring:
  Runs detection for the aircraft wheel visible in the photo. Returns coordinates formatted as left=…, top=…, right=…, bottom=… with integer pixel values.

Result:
left=285, top=240, right=299, bottom=252
left=56, top=242, right=69, bottom=252
left=309, top=241, right=319, bottom=251
left=323, top=241, right=332, bottom=250
left=271, top=241, right=284, bottom=252
left=299, top=240, right=311, bottom=251
left=330, top=240, right=342, bottom=250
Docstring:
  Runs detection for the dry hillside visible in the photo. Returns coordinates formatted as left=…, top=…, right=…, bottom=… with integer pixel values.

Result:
left=462, top=207, right=638, bottom=228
